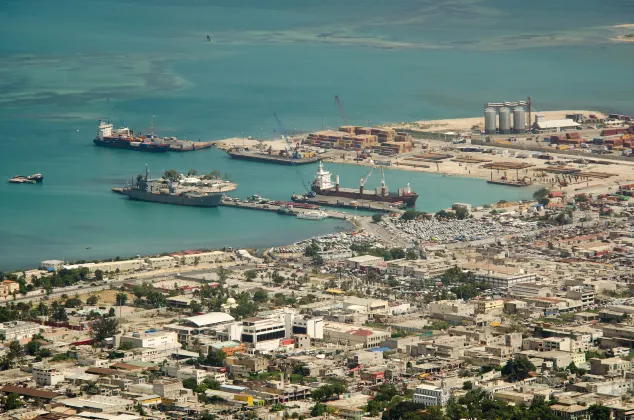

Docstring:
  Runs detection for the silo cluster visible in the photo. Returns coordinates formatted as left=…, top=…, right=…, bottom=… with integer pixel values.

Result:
left=483, top=103, right=528, bottom=134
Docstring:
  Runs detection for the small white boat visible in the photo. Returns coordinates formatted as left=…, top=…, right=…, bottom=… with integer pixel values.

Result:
left=297, top=210, right=328, bottom=220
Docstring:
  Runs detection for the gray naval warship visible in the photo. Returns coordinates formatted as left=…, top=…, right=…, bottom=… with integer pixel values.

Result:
left=115, top=167, right=236, bottom=207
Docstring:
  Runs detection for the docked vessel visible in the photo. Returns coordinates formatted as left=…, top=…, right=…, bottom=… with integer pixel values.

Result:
left=8, top=173, right=43, bottom=184
left=226, top=147, right=320, bottom=165
left=297, top=161, right=418, bottom=207
left=94, top=121, right=170, bottom=153
left=297, top=210, right=328, bottom=220
left=116, top=167, right=236, bottom=208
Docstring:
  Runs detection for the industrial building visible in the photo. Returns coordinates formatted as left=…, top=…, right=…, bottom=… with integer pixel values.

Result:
left=165, top=312, right=235, bottom=346
left=62, top=258, right=145, bottom=274
left=413, top=384, right=450, bottom=407
left=484, top=99, right=531, bottom=134
left=0, top=321, right=44, bottom=341
left=119, top=330, right=181, bottom=351
left=465, top=263, right=537, bottom=290
left=32, top=365, right=65, bottom=386
left=323, top=322, right=391, bottom=348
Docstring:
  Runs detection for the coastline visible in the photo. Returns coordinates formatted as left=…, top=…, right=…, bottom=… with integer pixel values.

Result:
left=7, top=109, right=631, bottom=272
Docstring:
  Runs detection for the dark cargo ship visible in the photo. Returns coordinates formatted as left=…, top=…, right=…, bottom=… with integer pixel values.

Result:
left=298, top=161, right=418, bottom=207
left=94, top=121, right=170, bottom=153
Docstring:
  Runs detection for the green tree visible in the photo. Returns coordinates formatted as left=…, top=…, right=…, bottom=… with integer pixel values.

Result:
left=51, top=301, right=68, bottom=321
left=190, top=300, right=203, bottom=314
left=244, top=269, right=258, bottom=281
left=293, top=363, right=310, bottom=377
left=312, top=254, right=324, bottom=266
left=182, top=377, right=197, bottom=390
left=86, top=295, right=99, bottom=305
left=91, top=316, right=119, bottom=345
left=24, top=339, right=41, bottom=356
left=187, top=168, right=198, bottom=176
left=204, top=349, right=227, bottom=367
left=118, top=340, right=135, bottom=351
left=163, top=169, right=180, bottom=182
left=311, top=402, right=327, bottom=417
left=406, top=249, right=419, bottom=260
left=587, top=404, right=611, bottom=420
left=372, top=213, right=383, bottom=223
left=64, top=297, right=83, bottom=308
left=381, top=401, right=428, bottom=420
left=401, top=210, right=423, bottom=221
left=253, top=289, right=268, bottom=303
left=501, top=354, right=536, bottom=382
left=4, top=393, right=22, bottom=410
left=452, top=205, right=470, bottom=220
left=462, top=381, right=473, bottom=390
left=115, top=293, right=128, bottom=306
left=94, top=269, right=104, bottom=281
left=533, top=187, right=550, bottom=202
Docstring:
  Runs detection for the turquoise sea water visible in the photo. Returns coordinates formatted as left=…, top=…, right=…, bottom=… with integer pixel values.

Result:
left=0, top=0, right=632, bottom=270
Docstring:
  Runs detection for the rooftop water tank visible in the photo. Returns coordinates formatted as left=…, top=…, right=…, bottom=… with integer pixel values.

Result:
left=484, top=107, right=497, bottom=134
left=499, top=107, right=511, bottom=134
left=513, top=107, right=526, bottom=133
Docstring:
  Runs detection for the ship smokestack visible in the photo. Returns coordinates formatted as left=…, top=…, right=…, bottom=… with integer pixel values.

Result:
left=336, top=175, right=340, bottom=192
left=360, top=177, right=364, bottom=195
left=381, top=185, right=386, bottom=196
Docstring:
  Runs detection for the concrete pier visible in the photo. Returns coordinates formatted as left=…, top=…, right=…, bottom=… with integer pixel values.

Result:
left=220, top=198, right=350, bottom=220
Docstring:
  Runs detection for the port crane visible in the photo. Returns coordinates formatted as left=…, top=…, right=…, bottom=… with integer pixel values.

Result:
left=273, top=113, right=315, bottom=196
left=334, top=95, right=349, bottom=126
left=360, top=166, right=374, bottom=188
left=334, top=95, right=370, bottom=160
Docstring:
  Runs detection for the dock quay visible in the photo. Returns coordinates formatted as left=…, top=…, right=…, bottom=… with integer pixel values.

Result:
left=291, top=194, right=403, bottom=213
left=487, top=179, right=532, bottom=187
left=166, top=140, right=213, bottom=152
left=399, top=161, right=431, bottom=169
left=219, top=198, right=350, bottom=220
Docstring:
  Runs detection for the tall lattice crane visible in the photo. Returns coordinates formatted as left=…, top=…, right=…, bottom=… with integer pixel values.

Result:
left=335, top=95, right=368, bottom=160
left=334, top=95, right=348, bottom=126
left=273, top=113, right=314, bottom=196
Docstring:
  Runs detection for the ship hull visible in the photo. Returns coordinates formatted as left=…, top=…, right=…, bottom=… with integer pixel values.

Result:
left=122, top=189, right=223, bottom=207
left=93, top=138, right=169, bottom=153
left=312, top=187, right=418, bottom=207
left=226, top=151, right=319, bottom=165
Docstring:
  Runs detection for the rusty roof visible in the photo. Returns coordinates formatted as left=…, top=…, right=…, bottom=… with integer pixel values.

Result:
left=0, top=385, right=60, bottom=400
